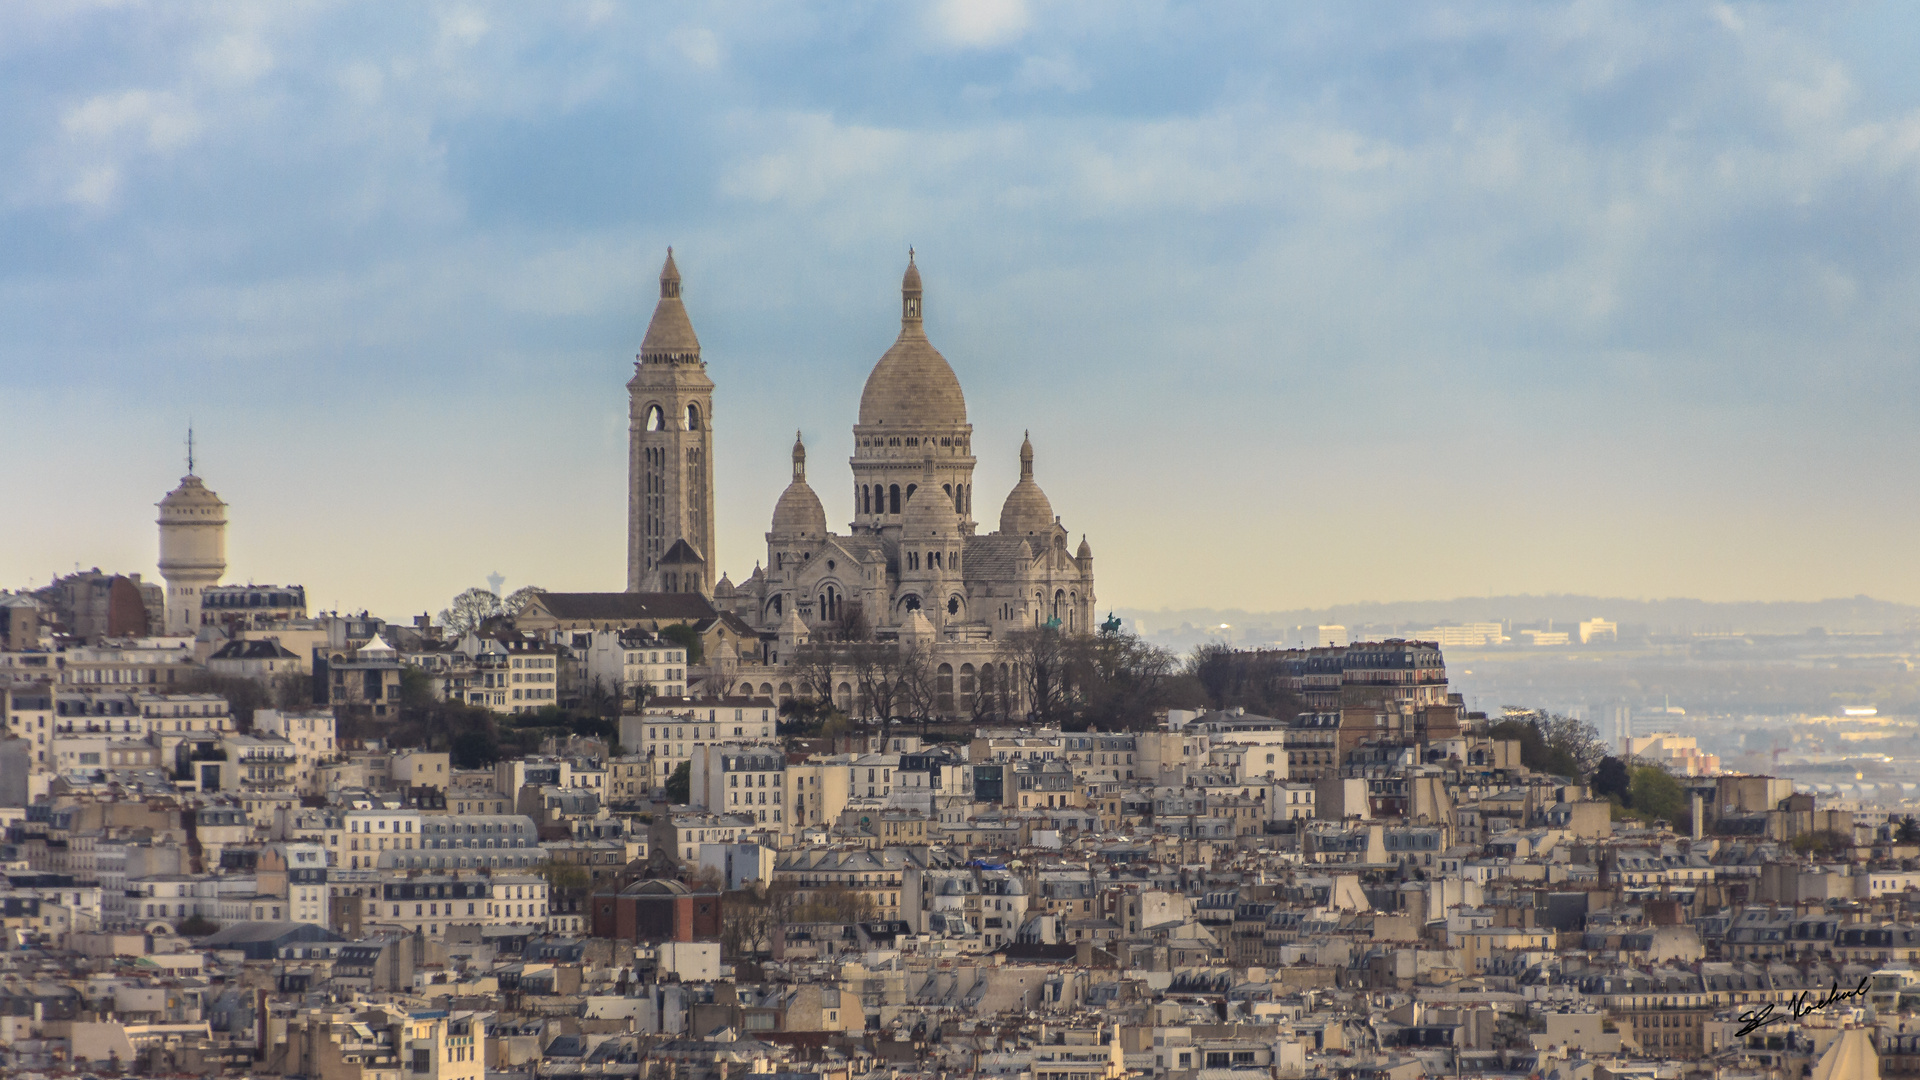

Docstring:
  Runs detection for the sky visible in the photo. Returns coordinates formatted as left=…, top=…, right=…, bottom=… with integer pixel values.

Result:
left=6, top=1, right=1920, bottom=620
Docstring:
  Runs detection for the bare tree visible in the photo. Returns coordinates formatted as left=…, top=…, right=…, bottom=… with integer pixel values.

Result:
left=437, top=588, right=504, bottom=636
left=896, top=638, right=940, bottom=724
left=791, top=641, right=844, bottom=713
left=999, top=625, right=1074, bottom=724
left=503, top=585, right=546, bottom=617
left=1074, top=630, right=1180, bottom=730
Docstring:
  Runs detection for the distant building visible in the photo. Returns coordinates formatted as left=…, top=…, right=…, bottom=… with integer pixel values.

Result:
left=1578, top=617, right=1618, bottom=643
left=1420, top=623, right=1504, bottom=647
left=198, top=584, right=307, bottom=631
left=156, top=471, right=227, bottom=635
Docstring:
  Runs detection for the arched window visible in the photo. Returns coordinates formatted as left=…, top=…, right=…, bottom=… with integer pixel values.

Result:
left=936, top=663, right=954, bottom=714
left=686, top=403, right=702, bottom=430
left=928, top=551, right=940, bottom=570
left=906, top=483, right=916, bottom=504
left=888, top=485, right=901, bottom=514
left=837, top=682, right=853, bottom=712
left=959, top=664, right=977, bottom=707
left=646, top=404, right=665, bottom=431
left=861, top=486, right=871, bottom=514
left=903, top=595, right=921, bottom=612
left=947, top=595, right=961, bottom=616
left=769, top=595, right=783, bottom=618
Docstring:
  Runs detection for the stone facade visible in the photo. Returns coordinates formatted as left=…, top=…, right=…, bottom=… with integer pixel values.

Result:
left=627, top=250, right=716, bottom=596
left=617, top=252, right=1097, bottom=718
left=713, top=255, right=1095, bottom=641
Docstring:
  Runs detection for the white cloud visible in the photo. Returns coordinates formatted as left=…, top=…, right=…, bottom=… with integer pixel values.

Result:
left=61, top=90, right=203, bottom=151
left=930, top=0, right=1030, bottom=48
left=671, top=27, right=723, bottom=69
left=64, top=164, right=119, bottom=208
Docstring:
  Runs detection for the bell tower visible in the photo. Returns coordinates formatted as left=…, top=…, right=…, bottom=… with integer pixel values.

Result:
left=627, top=249, right=717, bottom=594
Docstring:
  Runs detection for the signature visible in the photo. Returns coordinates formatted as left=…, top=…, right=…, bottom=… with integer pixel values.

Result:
left=1734, top=976, right=1872, bottom=1037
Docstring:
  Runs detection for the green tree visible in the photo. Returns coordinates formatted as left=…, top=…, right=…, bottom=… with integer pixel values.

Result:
left=397, top=664, right=436, bottom=711
left=1896, top=816, right=1920, bottom=843
left=665, top=760, right=692, bottom=804
left=660, top=623, right=704, bottom=666
left=269, top=666, right=316, bottom=709
left=451, top=728, right=501, bottom=768
left=1591, top=756, right=1632, bottom=803
left=537, top=857, right=591, bottom=892
left=1628, top=766, right=1686, bottom=823
left=177, top=914, right=220, bottom=936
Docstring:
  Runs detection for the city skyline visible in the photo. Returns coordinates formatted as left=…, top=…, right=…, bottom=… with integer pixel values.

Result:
left=8, top=3, right=1920, bottom=617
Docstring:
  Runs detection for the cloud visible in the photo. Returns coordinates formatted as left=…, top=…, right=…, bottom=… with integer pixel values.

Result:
left=61, top=90, right=203, bottom=150
left=929, top=0, right=1030, bottom=48
left=10, top=3, right=1920, bottom=614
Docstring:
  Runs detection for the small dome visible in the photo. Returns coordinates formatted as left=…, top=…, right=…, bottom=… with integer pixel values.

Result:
left=998, top=433, right=1053, bottom=537
left=858, top=254, right=967, bottom=430
left=640, top=248, right=700, bottom=356
left=900, top=470, right=960, bottom=539
left=770, top=433, right=827, bottom=537
left=1077, top=535, right=1093, bottom=559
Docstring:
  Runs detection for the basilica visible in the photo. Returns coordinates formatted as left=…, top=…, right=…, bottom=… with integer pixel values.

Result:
left=625, top=251, right=1095, bottom=667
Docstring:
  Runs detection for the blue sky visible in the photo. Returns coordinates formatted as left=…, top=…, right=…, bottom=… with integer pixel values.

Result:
left=6, top=1, right=1920, bottom=618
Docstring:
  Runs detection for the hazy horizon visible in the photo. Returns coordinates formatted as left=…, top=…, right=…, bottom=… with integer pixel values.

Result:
left=8, top=3, right=1920, bottom=619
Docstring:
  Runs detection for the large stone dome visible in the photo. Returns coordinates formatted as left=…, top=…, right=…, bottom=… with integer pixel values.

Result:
left=771, top=433, right=827, bottom=537
left=857, top=255, right=967, bottom=430
left=997, top=433, right=1054, bottom=537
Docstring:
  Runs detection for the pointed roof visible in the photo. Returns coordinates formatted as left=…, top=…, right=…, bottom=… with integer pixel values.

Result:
left=778, top=606, right=810, bottom=644
left=900, top=607, right=936, bottom=642
left=640, top=248, right=700, bottom=356
left=659, top=538, right=707, bottom=565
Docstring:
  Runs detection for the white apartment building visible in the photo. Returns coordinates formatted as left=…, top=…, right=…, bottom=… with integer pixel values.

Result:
left=619, top=696, right=777, bottom=790
left=254, top=708, right=337, bottom=792
left=359, top=871, right=549, bottom=937
left=582, top=629, right=689, bottom=701
left=850, top=753, right=900, bottom=799
left=504, top=644, right=562, bottom=713
left=690, top=742, right=787, bottom=828
left=334, top=808, right=424, bottom=871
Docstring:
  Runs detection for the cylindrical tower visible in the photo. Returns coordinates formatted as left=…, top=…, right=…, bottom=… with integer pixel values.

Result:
left=157, top=473, right=227, bottom=634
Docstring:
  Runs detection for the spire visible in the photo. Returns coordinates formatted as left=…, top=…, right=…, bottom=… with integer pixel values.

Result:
left=660, top=247, right=681, bottom=299
left=639, top=247, right=700, bottom=357
left=185, top=425, right=196, bottom=477
left=792, top=431, right=806, bottom=482
left=901, top=248, right=923, bottom=326
left=1019, top=430, right=1034, bottom=481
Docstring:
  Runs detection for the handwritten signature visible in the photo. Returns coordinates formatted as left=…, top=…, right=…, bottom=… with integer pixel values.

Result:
left=1734, top=976, right=1871, bottom=1037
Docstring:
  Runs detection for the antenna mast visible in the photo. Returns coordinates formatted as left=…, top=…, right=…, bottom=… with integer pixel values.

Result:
left=186, top=425, right=196, bottom=476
